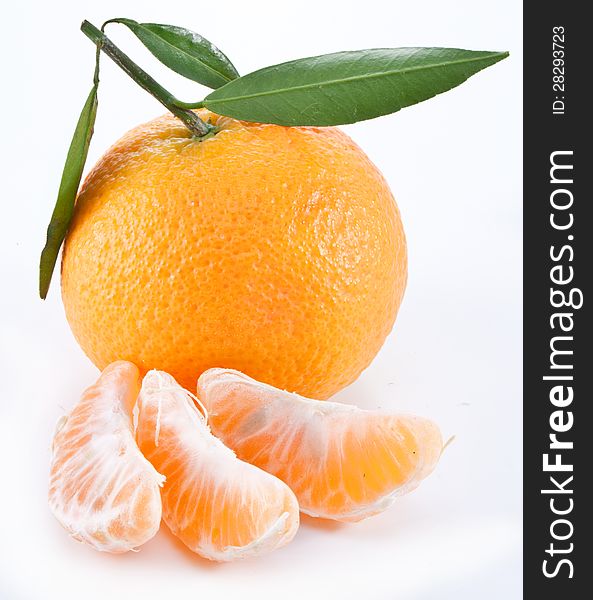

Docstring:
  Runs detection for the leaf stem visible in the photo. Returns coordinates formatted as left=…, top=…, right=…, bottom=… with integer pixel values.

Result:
left=81, top=20, right=213, bottom=138
left=93, top=36, right=101, bottom=86
left=172, top=100, right=205, bottom=109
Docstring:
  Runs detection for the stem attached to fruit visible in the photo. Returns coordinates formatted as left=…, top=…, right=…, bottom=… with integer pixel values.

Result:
left=80, top=21, right=214, bottom=138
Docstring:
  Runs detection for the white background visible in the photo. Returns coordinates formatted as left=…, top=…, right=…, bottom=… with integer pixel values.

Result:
left=0, top=0, right=522, bottom=598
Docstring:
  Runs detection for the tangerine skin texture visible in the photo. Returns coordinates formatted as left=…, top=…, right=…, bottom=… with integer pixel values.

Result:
left=61, top=111, right=407, bottom=399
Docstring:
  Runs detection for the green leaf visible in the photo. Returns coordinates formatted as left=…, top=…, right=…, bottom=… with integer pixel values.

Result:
left=109, top=18, right=239, bottom=89
left=39, top=85, right=98, bottom=299
left=203, top=48, right=509, bottom=126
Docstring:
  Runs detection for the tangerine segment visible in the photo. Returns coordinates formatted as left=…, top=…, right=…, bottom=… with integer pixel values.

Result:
left=136, top=370, right=299, bottom=561
left=198, top=369, right=442, bottom=522
left=48, top=361, right=164, bottom=553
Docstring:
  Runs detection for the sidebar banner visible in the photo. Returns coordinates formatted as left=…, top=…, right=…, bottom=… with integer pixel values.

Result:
left=524, top=2, right=590, bottom=597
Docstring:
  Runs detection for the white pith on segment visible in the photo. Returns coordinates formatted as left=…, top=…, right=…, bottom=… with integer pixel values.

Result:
left=48, top=361, right=165, bottom=553
left=137, top=370, right=299, bottom=561
left=198, top=368, right=443, bottom=522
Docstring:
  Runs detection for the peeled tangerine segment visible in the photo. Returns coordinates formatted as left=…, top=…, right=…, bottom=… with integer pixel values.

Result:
left=136, top=370, right=299, bottom=561
left=48, top=361, right=164, bottom=553
left=198, top=369, right=443, bottom=523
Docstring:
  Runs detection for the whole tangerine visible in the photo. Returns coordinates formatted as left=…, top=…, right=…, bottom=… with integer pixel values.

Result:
left=61, top=111, right=407, bottom=398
